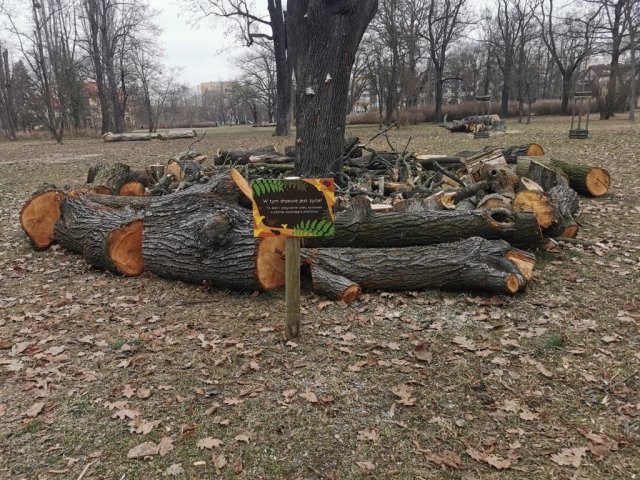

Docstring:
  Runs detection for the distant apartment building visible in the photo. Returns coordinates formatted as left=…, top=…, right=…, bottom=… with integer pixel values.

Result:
left=200, top=81, right=235, bottom=97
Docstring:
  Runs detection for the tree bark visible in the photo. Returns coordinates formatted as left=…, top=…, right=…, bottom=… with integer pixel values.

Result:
left=54, top=196, right=143, bottom=276
left=20, top=186, right=66, bottom=249
left=545, top=184, right=579, bottom=238
left=288, top=0, right=378, bottom=177
left=549, top=159, right=611, bottom=197
left=302, top=237, right=536, bottom=298
left=305, top=196, right=542, bottom=249
left=268, top=0, right=292, bottom=136
left=142, top=193, right=284, bottom=291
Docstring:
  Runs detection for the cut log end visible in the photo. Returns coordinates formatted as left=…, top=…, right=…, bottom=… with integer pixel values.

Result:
left=505, top=249, right=535, bottom=282
left=341, top=284, right=361, bottom=304
left=526, top=144, right=544, bottom=156
left=108, top=220, right=144, bottom=276
left=513, top=191, right=559, bottom=229
left=586, top=168, right=610, bottom=197
left=505, top=274, right=520, bottom=294
left=119, top=181, right=145, bottom=196
left=20, top=190, right=65, bottom=249
left=256, top=237, right=286, bottom=290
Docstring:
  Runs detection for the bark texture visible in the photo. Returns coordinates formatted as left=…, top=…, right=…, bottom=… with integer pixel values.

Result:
left=306, top=196, right=542, bottom=248
left=545, top=185, right=580, bottom=238
left=288, top=0, right=378, bottom=177
left=303, top=237, right=535, bottom=296
left=142, top=193, right=284, bottom=291
left=550, top=159, right=610, bottom=197
left=54, top=196, right=143, bottom=276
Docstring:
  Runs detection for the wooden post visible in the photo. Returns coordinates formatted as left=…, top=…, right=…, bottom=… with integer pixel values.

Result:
left=284, top=236, right=301, bottom=339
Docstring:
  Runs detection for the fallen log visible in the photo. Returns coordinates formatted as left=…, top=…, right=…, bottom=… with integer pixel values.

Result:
left=501, top=144, right=544, bottom=162
left=309, top=264, right=361, bottom=303
left=54, top=196, right=143, bottom=276
left=20, top=186, right=66, bottom=249
left=544, top=185, right=580, bottom=238
left=306, top=196, right=543, bottom=249
left=102, top=132, right=151, bottom=142
left=303, top=237, right=536, bottom=300
left=166, top=159, right=201, bottom=183
left=156, top=129, right=197, bottom=140
left=440, top=114, right=501, bottom=133
left=88, top=163, right=146, bottom=196
left=549, top=159, right=610, bottom=197
left=522, top=159, right=569, bottom=191
left=142, top=193, right=284, bottom=291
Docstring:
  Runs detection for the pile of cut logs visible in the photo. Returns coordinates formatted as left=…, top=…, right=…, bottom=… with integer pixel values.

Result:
left=19, top=136, right=610, bottom=303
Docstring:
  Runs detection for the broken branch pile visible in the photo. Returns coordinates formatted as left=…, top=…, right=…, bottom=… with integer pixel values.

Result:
left=19, top=135, right=611, bottom=303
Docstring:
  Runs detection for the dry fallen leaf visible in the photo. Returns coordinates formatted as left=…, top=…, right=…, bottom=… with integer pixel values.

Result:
left=158, top=437, right=174, bottom=457
left=299, top=390, right=318, bottom=403
left=113, top=408, right=140, bottom=421
left=357, top=428, right=379, bottom=443
left=197, top=437, right=224, bottom=449
left=453, top=336, right=477, bottom=351
left=136, top=387, right=152, bottom=399
left=122, top=384, right=135, bottom=399
left=214, top=454, right=227, bottom=470
left=234, top=432, right=256, bottom=443
left=164, top=464, right=184, bottom=476
left=550, top=447, right=587, bottom=468
left=127, top=441, right=159, bottom=459
left=414, top=343, right=432, bottom=362
left=25, top=402, right=45, bottom=418
left=0, top=404, right=6, bottom=417
left=129, top=419, right=160, bottom=435
left=466, top=447, right=511, bottom=470
left=391, top=384, right=416, bottom=406
left=356, top=461, right=376, bottom=472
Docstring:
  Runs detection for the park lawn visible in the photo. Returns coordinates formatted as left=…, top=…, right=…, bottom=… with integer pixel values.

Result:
left=0, top=117, right=638, bottom=479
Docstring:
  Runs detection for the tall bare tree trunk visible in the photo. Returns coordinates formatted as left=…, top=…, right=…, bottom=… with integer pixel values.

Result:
left=288, top=0, right=378, bottom=177
left=0, top=46, right=17, bottom=140
left=268, top=0, right=292, bottom=136
left=629, top=15, right=637, bottom=120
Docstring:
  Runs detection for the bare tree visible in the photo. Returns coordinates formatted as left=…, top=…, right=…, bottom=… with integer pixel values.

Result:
left=189, top=0, right=292, bottom=136
left=0, top=40, right=17, bottom=139
left=627, top=0, right=638, bottom=119
left=236, top=41, right=277, bottom=123
left=489, top=0, right=536, bottom=117
left=423, top=0, right=468, bottom=122
left=288, top=0, right=378, bottom=177
left=537, top=0, right=602, bottom=114
left=80, top=0, right=152, bottom=134
left=6, top=0, right=81, bottom=143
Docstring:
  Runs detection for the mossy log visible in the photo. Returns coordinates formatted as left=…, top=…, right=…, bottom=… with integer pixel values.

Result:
left=550, top=159, right=610, bottom=197
left=306, top=196, right=543, bottom=249
left=303, top=237, right=536, bottom=299
left=54, top=196, right=143, bottom=276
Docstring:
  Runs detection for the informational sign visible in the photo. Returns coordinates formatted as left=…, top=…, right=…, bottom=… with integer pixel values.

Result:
left=251, top=178, right=335, bottom=238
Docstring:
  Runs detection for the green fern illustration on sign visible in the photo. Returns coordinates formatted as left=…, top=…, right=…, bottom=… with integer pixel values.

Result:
left=292, top=219, right=335, bottom=237
left=252, top=179, right=284, bottom=197
left=284, top=180, right=310, bottom=192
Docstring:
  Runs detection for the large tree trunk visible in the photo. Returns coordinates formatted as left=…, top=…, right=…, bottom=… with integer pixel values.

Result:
left=288, top=0, right=378, bottom=177
left=142, top=194, right=284, bottom=291
left=306, top=196, right=543, bottom=248
left=54, top=196, right=144, bottom=276
left=434, top=67, right=444, bottom=123
left=269, top=0, right=292, bottom=136
left=561, top=74, right=571, bottom=115
left=302, top=237, right=536, bottom=301
left=545, top=184, right=579, bottom=238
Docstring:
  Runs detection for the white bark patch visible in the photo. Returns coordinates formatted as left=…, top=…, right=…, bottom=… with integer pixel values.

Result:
left=325, top=73, right=333, bottom=84
left=305, top=87, right=316, bottom=96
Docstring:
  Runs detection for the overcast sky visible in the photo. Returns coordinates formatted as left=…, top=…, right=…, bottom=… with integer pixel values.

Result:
left=157, top=0, right=257, bottom=86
